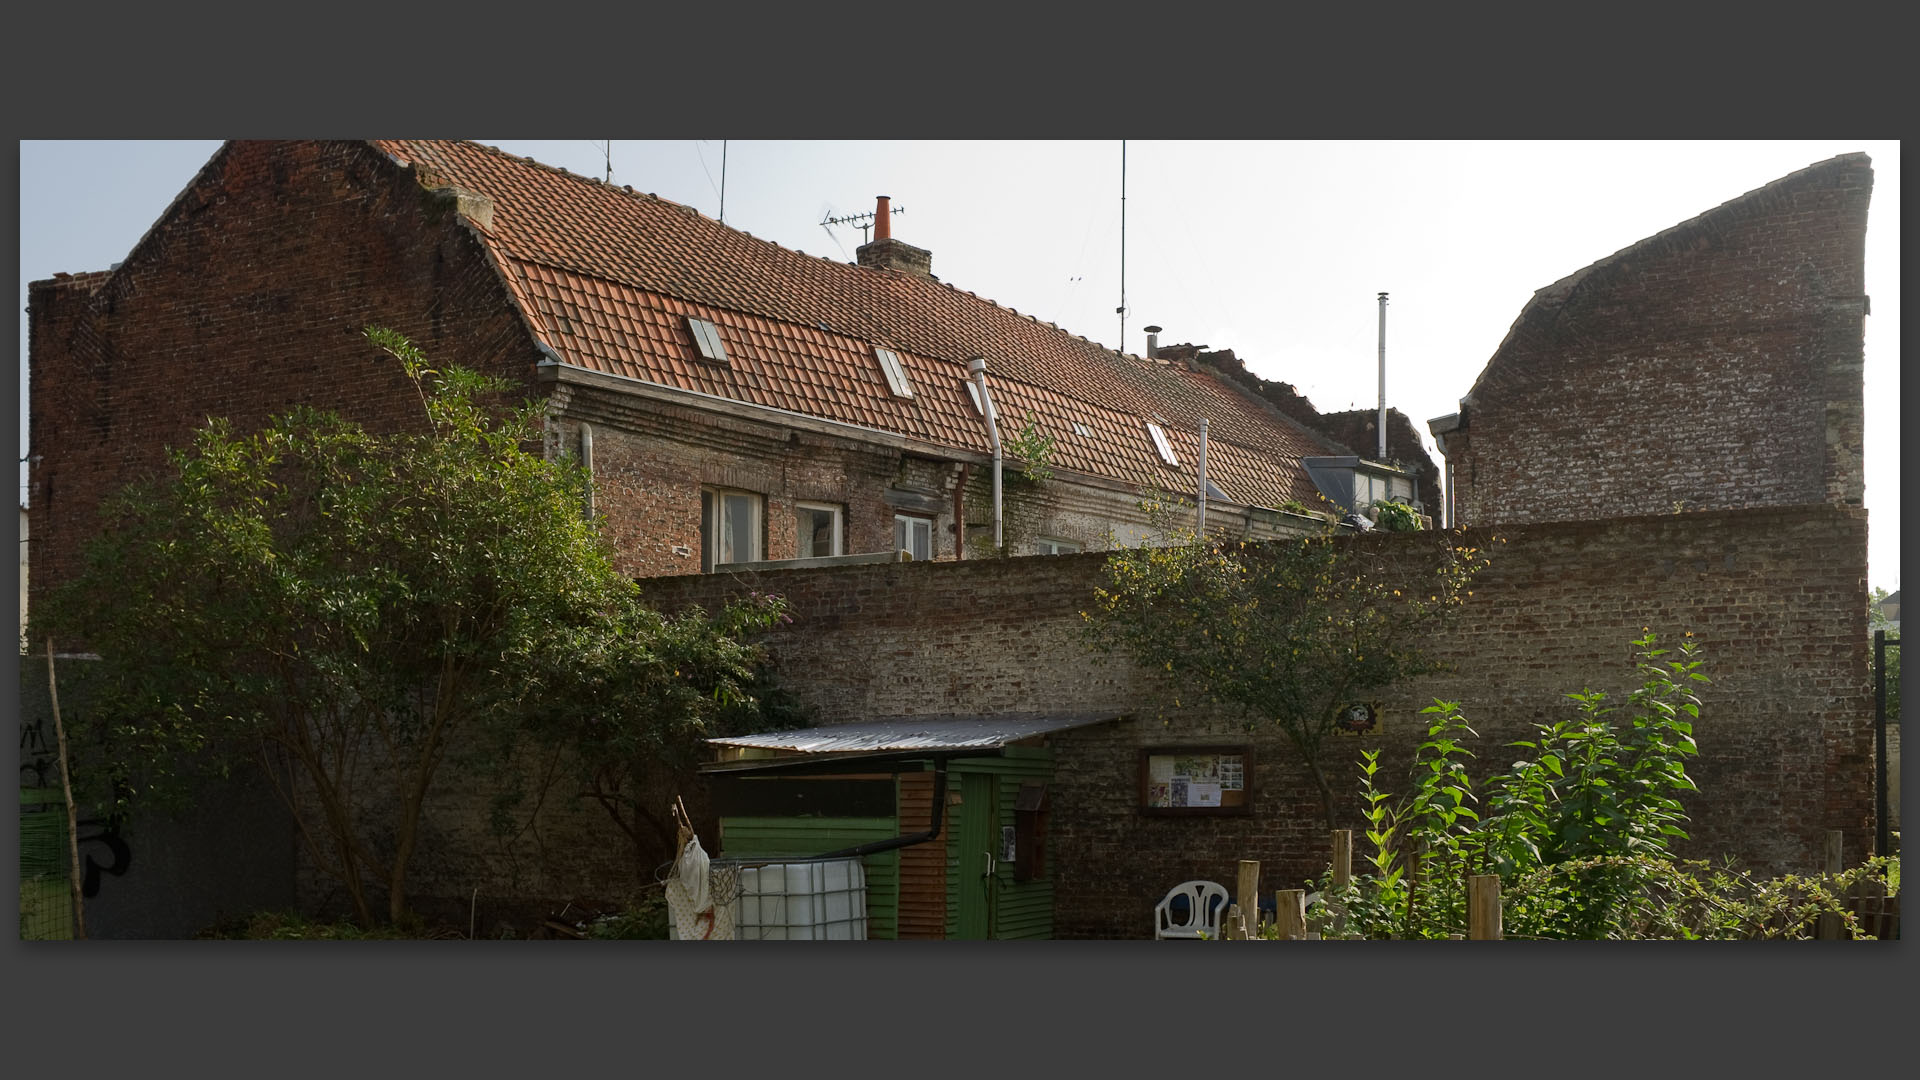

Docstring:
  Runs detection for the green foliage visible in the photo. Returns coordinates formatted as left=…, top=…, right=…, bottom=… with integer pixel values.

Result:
left=1002, top=411, right=1057, bottom=484
left=586, top=893, right=671, bottom=939
left=1304, top=632, right=1746, bottom=939
left=1370, top=500, right=1421, bottom=533
left=1870, top=586, right=1900, bottom=722
left=1084, top=514, right=1489, bottom=829
left=38, top=329, right=783, bottom=927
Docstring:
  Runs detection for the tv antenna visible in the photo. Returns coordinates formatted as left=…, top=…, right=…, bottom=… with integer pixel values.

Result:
left=821, top=202, right=904, bottom=245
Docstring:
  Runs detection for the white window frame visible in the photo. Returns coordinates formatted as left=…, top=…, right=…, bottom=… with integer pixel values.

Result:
left=895, top=513, right=933, bottom=561
left=1146, top=421, right=1180, bottom=467
left=875, top=346, right=914, bottom=398
left=1034, top=537, right=1081, bottom=556
left=795, top=501, right=844, bottom=559
left=689, top=317, right=729, bottom=364
left=701, top=487, right=763, bottom=571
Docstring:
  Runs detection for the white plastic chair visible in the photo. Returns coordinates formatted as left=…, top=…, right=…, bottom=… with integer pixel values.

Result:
left=1154, top=880, right=1229, bottom=939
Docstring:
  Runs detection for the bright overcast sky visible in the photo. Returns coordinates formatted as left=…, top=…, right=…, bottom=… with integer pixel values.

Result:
left=17, top=140, right=1901, bottom=589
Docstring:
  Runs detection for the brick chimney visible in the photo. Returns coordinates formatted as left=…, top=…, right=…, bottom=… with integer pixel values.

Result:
left=856, top=195, right=933, bottom=276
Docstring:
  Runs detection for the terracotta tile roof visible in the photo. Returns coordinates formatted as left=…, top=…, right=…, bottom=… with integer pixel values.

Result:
left=372, top=140, right=1345, bottom=508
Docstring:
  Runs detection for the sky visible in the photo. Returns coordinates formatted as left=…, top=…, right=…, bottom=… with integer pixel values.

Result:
left=17, top=139, right=1901, bottom=589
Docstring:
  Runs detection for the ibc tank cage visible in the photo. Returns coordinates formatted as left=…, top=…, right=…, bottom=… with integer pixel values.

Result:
left=711, top=855, right=869, bottom=940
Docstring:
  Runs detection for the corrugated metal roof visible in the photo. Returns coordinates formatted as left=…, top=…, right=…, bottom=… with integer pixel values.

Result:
left=708, top=713, right=1120, bottom=755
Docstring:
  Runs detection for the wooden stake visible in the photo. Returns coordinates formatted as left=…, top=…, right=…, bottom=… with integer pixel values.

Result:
left=46, top=639, right=86, bottom=940
left=1468, top=875, right=1501, bottom=940
left=1329, top=829, right=1352, bottom=937
left=1223, top=903, right=1243, bottom=940
left=1274, top=889, right=1306, bottom=941
left=1236, top=860, right=1260, bottom=936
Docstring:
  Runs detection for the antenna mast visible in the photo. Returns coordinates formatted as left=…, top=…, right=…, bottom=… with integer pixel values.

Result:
left=1117, top=140, right=1127, bottom=355
left=720, top=140, right=728, bottom=223
left=821, top=203, right=904, bottom=245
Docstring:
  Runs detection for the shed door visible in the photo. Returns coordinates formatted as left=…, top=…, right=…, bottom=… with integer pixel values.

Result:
left=954, top=772, right=998, bottom=939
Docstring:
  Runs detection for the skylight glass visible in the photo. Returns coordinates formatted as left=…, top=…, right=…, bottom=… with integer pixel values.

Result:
left=965, top=379, right=996, bottom=419
left=875, top=347, right=914, bottom=398
left=1146, top=421, right=1179, bottom=467
left=688, top=317, right=728, bottom=363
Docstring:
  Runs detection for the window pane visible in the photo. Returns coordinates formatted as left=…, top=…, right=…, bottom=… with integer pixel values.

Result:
left=798, top=507, right=836, bottom=558
left=896, top=517, right=908, bottom=554
left=912, top=519, right=931, bottom=561
left=723, top=493, right=754, bottom=563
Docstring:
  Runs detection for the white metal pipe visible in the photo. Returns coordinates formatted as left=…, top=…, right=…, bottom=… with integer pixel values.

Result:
left=969, top=356, right=1003, bottom=552
left=580, top=422, right=595, bottom=518
left=1196, top=417, right=1208, bottom=535
left=1377, top=292, right=1389, bottom=461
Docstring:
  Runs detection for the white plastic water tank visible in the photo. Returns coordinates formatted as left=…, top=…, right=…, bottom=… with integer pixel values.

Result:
left=725, top=857, right=868, bottom=940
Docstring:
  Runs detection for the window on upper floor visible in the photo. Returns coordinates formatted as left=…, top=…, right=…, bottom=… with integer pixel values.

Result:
left=701, top=487, right=762, bottom=571
left=795, top=502, right=844, bottom=559
left=895, top=513, right=933, bottom=561
left=875, top=346, right=914, bottom=398
left=1034, top=537, right=1081, bottom=556
left=689, top=318, right=729, bottom=364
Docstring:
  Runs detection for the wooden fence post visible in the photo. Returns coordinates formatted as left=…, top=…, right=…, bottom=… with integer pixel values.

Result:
left=1223, top=903, right=1245, bottom=940
left=1328, top=829, right=1352, bottom=938
left=1237, top=860, right=1260, bottom=937
left=1274, top=889, right=1306, bottom=941
left=1817, top=829, right=1846, bottom=940
left=1468, top=875, right=1501, bottom=940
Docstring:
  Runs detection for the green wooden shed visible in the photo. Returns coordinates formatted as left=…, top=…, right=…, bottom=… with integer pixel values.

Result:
left=702, top=714, right=1118, bottom=940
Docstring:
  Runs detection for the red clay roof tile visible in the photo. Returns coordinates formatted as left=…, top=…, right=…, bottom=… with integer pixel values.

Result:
left=373, top=139, right=1344, bottom=508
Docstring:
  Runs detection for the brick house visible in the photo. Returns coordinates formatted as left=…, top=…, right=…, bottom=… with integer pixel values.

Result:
left=27, top=139, right=1426, bottom=617
left=1427, top=152, right=1873, bottom=527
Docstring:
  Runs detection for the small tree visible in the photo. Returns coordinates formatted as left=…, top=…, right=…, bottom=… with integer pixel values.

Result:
left=1083, top=508, right=1489, bottom=831
left=38, top=329, right=782, bottom=926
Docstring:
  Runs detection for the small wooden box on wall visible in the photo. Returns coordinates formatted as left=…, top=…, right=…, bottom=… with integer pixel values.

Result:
left=1013, top=780, right=1048, bottom=882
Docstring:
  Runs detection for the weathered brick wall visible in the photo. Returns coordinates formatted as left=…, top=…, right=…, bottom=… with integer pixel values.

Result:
left=27, top=140, right=538, bottom=620
left=1450, top=154, right=1871, bottom=526
left=640, top=504, right=1872, bottom=938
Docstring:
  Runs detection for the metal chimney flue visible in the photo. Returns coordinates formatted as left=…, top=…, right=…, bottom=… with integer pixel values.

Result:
left=1144, top=325, right=1162, bottom=359
left=1376, top=292, right=1389, bottom=462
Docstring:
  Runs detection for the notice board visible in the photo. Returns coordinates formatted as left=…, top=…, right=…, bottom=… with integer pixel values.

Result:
left=1139, top=746, right=1252, bottom=816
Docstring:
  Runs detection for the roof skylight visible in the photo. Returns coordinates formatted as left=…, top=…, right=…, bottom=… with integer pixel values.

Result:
left=875, top=347, right=914, bottom=398
left=1146, top=421, right=1179, bottom=467
left=965, top=379, right=996, bottom=419
left=688, top=317, right=728, bottom=364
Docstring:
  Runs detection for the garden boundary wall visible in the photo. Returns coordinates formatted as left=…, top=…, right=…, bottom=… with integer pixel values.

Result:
left=638, top=503, right=1872, bottom=939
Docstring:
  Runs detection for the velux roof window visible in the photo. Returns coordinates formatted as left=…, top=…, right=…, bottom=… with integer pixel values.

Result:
left=1145, top=420, right=1179, bottom=467
left=965, top=379, right=995, bottom=419
left=875, top=346, right=914, bottom=398
left=688, top=317, right=729, bottom=364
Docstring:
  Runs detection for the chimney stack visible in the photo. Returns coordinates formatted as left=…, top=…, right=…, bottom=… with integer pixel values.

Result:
left=856, top=194, right=933, bottom=277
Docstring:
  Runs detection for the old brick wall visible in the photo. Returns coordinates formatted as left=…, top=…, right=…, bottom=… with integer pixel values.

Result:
left=27, top=140, right=539, bottom=620
left=1449, top=154, right=1871, bottom=526
left=640, top=504, right=1871, bottom=938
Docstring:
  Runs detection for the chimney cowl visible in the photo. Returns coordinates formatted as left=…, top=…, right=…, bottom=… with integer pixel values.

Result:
left=875, top=196, right=891, bottom=241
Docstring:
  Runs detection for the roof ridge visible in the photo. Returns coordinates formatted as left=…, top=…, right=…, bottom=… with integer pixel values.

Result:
left=1533, top=151, right=1872, bottom=306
